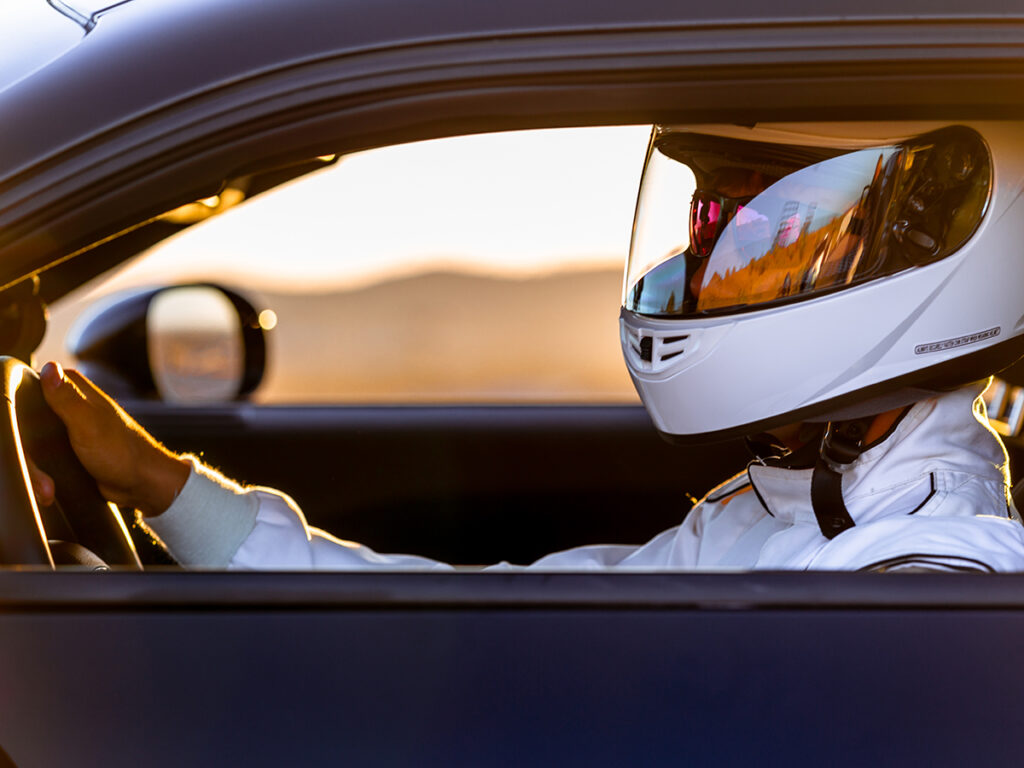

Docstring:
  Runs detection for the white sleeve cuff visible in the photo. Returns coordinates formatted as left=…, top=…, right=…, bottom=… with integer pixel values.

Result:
left=144, top=456, right=259, bottom=568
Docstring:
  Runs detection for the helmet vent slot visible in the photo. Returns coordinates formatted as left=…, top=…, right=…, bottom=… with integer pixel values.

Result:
left=623, top=326, right=698, bottom=373
left=639, top=336, right=653, bottom=362
left=657, top=334, right=689, bottom=363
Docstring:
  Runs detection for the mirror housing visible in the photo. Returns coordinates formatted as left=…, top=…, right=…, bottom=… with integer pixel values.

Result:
left=67, top=284, right=268, bottom=402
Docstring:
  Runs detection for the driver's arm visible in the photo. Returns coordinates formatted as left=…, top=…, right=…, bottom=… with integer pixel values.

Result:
left=35, top=361, right=453, bottom=569
left=34, top=361, right=671, bottom=570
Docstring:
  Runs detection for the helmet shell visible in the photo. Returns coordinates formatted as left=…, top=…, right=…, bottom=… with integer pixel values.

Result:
left=621, top=121, right=1024, bottom=442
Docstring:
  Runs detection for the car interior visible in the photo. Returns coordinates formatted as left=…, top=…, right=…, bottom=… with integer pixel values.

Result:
left=5, top=124, right=1024, bottom=568
left=7, top=6, right=1024, bottom=765
left=17, top=129, right=762, bottom=567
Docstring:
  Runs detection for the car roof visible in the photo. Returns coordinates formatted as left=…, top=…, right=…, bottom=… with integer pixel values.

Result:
left=2, top=0, right=1024, bottom=300
left=0, top=2, right=88, bottom=95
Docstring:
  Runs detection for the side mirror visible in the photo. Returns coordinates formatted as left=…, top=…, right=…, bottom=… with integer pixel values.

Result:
left=67, top=284, right=269, bottom=403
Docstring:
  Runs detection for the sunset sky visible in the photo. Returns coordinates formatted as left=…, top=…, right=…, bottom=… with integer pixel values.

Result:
left=98, top=125, right=654, bottom=294
left=44, top=126, right=656, bottom=402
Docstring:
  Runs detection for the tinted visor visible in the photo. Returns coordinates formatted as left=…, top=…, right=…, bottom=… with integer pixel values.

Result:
left=625, top=126, right=991, bottom=317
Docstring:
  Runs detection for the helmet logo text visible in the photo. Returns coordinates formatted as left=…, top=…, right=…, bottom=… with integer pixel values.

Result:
left=915, top=327, right=1000, bottom=355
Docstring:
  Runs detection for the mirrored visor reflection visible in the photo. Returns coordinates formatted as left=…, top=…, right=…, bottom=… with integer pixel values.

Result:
left=693, top=147, right=900, bottom=312
left=626, top=251, right=691, bottom=316
left=625, top=125, right=991, bottom=319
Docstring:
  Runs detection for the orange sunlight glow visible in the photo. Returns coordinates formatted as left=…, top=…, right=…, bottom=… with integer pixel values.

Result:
left=95, top=126, right=651, bottom=295
left=40, top=127, right=652, bottom=404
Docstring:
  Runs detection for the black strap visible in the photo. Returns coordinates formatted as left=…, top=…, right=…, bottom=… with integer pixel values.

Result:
left=811, top=459, right=856, bottom=539
left=810, top=418, right=872, bottom=540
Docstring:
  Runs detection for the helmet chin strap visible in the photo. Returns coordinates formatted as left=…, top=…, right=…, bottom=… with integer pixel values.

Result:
left=811, top=418, right=873, bottom=539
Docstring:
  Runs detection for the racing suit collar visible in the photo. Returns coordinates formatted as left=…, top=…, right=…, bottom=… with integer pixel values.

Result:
left=746, top=382, right=1006, bottom=527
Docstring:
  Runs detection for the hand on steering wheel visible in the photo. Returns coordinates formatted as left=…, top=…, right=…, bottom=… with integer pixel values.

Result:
left=0, top=358, right=186, bottom=568
left=38, top=362, right=191, bottom=517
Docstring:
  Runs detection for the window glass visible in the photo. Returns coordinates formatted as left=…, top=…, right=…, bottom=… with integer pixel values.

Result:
left=40, top=127, right=650, bottom=403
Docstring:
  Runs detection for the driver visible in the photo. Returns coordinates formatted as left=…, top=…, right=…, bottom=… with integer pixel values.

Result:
left=31, top=122, right=1024, bottom=570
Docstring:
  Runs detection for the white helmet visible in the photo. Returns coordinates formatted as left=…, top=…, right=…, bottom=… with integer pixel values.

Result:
left=621, top=122, right=1024, bottom=443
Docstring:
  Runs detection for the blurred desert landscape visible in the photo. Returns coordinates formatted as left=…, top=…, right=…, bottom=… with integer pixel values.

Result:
left=33, top=128, right=651, bottom=404
left=38, top=266, right=641, bottom=404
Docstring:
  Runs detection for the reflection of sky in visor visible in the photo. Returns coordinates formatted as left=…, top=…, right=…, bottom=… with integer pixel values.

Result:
left=703, top=148, right=896, bottom=282
left=731, top=206, right=771, bottom=244
left=693, top=147, right=900, bottom=313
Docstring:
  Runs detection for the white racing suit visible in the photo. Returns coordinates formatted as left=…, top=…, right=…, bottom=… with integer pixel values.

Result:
left=146, top=382, right=1024, bottom=571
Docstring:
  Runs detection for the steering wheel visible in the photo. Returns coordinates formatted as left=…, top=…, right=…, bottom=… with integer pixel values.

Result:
left=0, top=357, right=141, bottom=569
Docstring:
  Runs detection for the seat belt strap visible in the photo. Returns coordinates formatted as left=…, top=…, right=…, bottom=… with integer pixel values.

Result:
left=811, top=459, right=855, bottom=539
left=810, top=418, right=872, bottom=540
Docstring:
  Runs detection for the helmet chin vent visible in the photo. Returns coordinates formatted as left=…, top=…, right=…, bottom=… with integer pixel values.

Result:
left=624, top=327, right=694, bottom=372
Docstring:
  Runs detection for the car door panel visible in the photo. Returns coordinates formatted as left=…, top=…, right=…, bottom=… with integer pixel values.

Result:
left=2, top=572, right=1024, bottom=766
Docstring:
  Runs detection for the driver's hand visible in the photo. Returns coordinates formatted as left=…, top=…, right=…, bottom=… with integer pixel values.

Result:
left=37, top=362, right=191, bottom=517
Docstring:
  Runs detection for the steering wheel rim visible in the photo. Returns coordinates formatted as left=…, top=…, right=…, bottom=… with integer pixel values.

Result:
left=0, top=357, right=141, bottom=569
